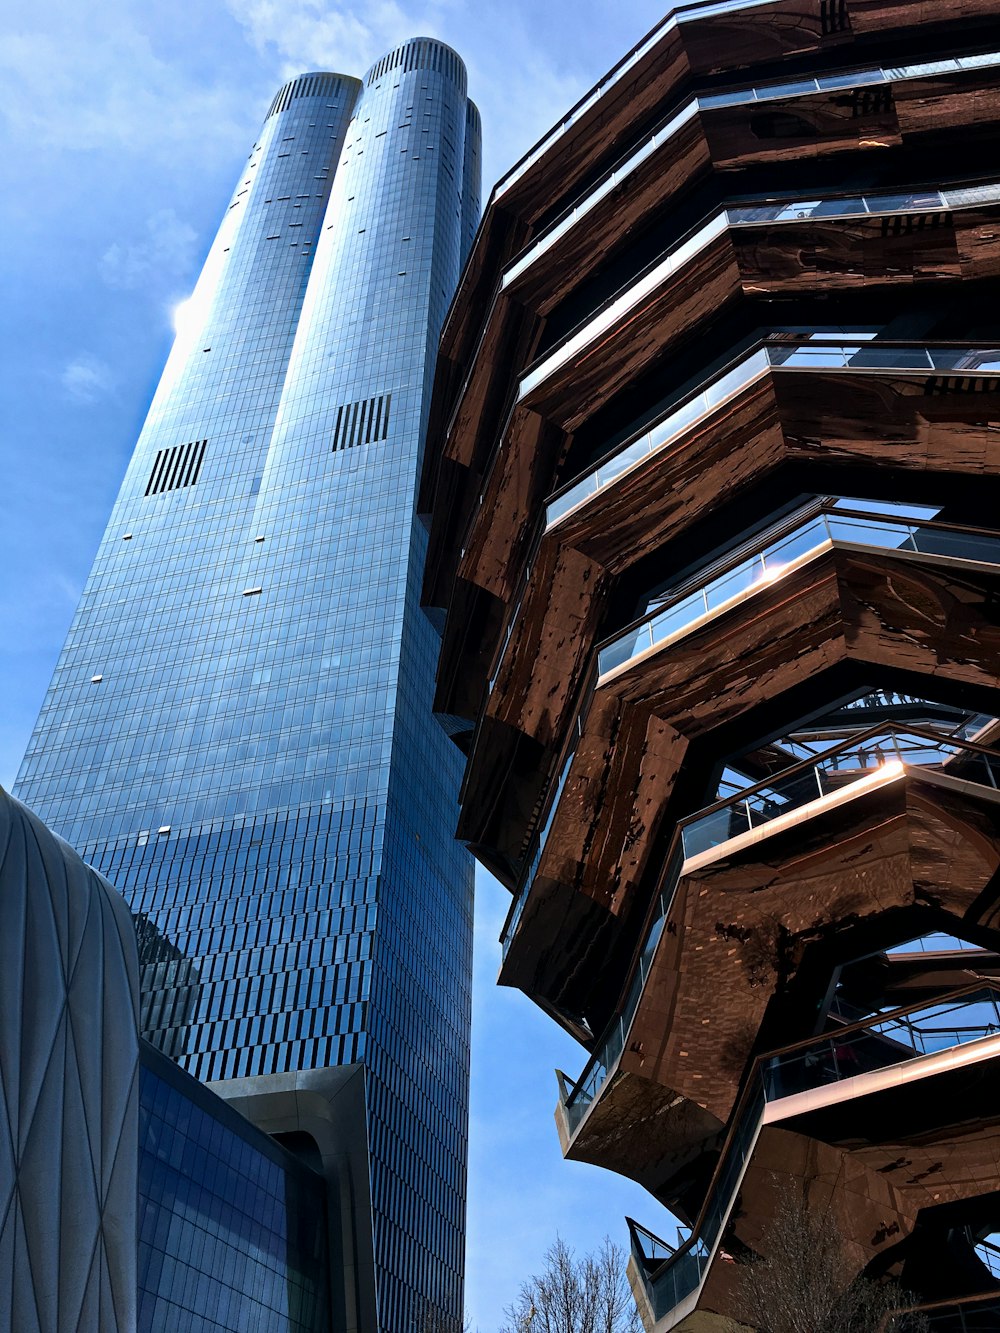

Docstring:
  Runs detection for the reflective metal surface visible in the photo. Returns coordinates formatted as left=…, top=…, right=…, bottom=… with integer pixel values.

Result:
left=14, top=39, right=480, bottom=1333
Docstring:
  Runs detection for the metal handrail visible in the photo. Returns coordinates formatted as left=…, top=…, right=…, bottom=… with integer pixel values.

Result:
left=499, top=41, right=1000, bottom=238
left=597, top=507, right=1000, bottom=679
left=520, top=185, right=1000, bottom=394
left=546, top=343, right=1000, bottom=526
left=881, top=1289, right=1000, bottom=1331
left=500, top=733, right=579, bottom=957
left=561, top=729, right=1000, bottom=1127
left=681, top=721, right=1000, bottom=839
left=682, top=725, right=1000, bottom=858
left=493, top=0, right=776, bottom=200
left=629, top=983, right=1000, bottom=1325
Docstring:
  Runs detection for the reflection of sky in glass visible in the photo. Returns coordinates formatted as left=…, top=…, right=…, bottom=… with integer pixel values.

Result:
left=505, top=49, right=1000, bottom=289
left=682, top=727, right=1000, bottom=859
left=14, top=47, right=481, bottom=1333
left=548, top=342, right=1000, bottom=530
left=597, top=508, right=1000, bottom=680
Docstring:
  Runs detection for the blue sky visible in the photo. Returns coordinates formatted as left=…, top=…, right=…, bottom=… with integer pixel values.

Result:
left=0, top=1, right=674, bottom=1325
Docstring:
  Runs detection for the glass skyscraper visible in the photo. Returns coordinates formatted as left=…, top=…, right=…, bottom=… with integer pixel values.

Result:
left=14, top=37, right=479, bottom=1333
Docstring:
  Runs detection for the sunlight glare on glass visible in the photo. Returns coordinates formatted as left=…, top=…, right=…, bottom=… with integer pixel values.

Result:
left=755, top=561, right=787, bottom=583
left=171, top=296, right=196, bottom=335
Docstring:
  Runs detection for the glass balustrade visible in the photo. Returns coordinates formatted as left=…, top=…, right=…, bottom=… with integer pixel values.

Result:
left=682, top=725, right=1000, bottom=859
left=545, top=348, right=769, bottom=524
left=887, top=932, right=990, bottom=957
left=597, top=509, right=1000, bottom=679
left=495, top=0, right=781, bottom=200
left=628, top=1219, right=688, bottom=1268
left=627, top=986, right=1000, bottom=1327
left=520, top=186, right=1000, bottom=409
left=489, top=589, right=525, bottom=694
left=519, top=213, right=729, bottom=402
left=844, top=690, right=934, bottom=711
left=895, top=1295, right=1000, bottom=1332
left=560, top=726, right=1000, bottom=1144
left=504, top=40, right=1000, bottom=286
left=562, top=849, right=683, bottom=1131
left=501, top=739, right=578, bottom=958
left=503, top=102, right=700, bottom=288
left=728, top=181, right=1000, bottom=226
left=698, top=49, right=1000, bottom=110
left=763, top=989, right=1000, bottom=1098
left=545, top=344, right=1000, bottom=527
left=975, top=1238, right=1000, bottom=1280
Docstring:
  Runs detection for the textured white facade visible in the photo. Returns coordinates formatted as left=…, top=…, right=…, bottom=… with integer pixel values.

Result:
left=0, top=787, right=139, bottom=1333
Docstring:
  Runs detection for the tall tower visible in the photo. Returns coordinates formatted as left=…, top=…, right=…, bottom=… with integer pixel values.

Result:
left=14, top=38, right=480, bottom=1333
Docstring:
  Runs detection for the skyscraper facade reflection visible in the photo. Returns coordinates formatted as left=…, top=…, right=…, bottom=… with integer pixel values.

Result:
left=14, top=38, right=479, bottom=1332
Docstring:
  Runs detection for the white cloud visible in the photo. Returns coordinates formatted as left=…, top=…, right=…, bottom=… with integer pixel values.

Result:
left=0, top=0, right=250, bottom=158
left=224, top=0, right=592, bottom=194
left=464, top=31, right=589, bottom=194
left=61, top=355, right=115, bottom=404
left=100, top=209, right=198, bottom=291
left=226, top=0, right=451, bottom=79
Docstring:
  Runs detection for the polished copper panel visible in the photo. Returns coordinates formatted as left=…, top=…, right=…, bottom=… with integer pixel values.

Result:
left=424, top=6, right=1000, bottom=626
left=483, top=547, right=1000, bottom=960
left=420, top=2, right=1000, bottom=1325
left=467, top=368, right=1000, bottom=768
left=448, top=226, right=1000, bottom=654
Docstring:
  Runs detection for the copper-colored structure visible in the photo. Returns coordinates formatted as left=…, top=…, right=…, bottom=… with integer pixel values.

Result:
left=420, top=2, right=1000, bottom=1327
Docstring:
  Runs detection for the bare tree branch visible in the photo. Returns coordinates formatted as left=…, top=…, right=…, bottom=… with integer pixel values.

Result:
left=499, top=1236, right=642, bottom=1333
left=734, top=1181, right=929, bottom=1333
